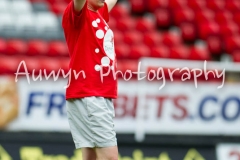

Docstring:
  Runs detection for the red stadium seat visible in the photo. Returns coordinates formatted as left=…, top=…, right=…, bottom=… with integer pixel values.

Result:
left=115, top=43, right=131, bottom=59
left=135, top=17, right=155, bottom=32
left=64, top=0, right=71, bottom=3
left=39, top=58, right=62, bottom=74
left=232, top=50, right=240, bottom=62
left=113, top=30, right=124, bottom=44
left=155, top=9, right=171, bottom=28
left=27, top=40, right=48, bottom=56
left=150, top=45, right=169, bottom=58
left=30, top=0, right=70, bottom=4
left=162, top=32, right=182, bottom=47
left=195, top=9, right=215, bottom=23
left=123, top=31, right=143, bottom=45
left=169, top=0, right=187, bottom=9
left=147, top=0, right=168, bottom=12
left=233, top=12, right=240, bottom=25
left=220, top=22, right=239, bottom=38
left=6, top=39, right=27, bottom=55
left=22, top=57, right=41, bottom=74
left=189, top=46, right=210, bottom=60
left=188, top=0, right=206, bottom=10
left=108, top=16, right=116, bottom=29
left=46, top=0, right=56, bottom=4
left=129, top=44, right=150, bottom=59
left=169, top=45, right=190, bottom=59
left=207, top=36, right=223, bottom=55
left=50, top=2, right=67, bottom=15
left=0, top=39, right=7, bottom=54
left=198, top=21, right=220, bottom=40
left=226, top=0, right=240, bottom=13
left=47, top=41, right=69, bottom=57
left=224, top=35, right=240, bottom=54
left=130, top=0, right=146, bottom=14
left=215, top=11, right=233, bottom=24
left=110, top=3, right=130, bottom=19
left=173, top=7, right=195, bottom=26
left=180, top=23, right=197, bottom=42
left=143, top=31, right=162, bottom=48
left=116, top=17, right=136, bottom=32
left=47, top=0, right=67, bottom=4
left=0, top=56, right=20, bottom=74
left=29, top=0, right=47, bottom=2
left=60, top=58, right=70, bottom=73
left=207, top=0, right=225, bottom=11
left=117, top=60, right=139, bottom=76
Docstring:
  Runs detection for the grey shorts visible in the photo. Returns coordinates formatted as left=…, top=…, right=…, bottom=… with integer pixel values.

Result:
left=66, top=96, right=117, bottom=149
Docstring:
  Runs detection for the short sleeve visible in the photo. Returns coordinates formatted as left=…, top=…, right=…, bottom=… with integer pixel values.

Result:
left=98, top=3, right=109, bottom=23
left=62, top=1, right=87, bottom=28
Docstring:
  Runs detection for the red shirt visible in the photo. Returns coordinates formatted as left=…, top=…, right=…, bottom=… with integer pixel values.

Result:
left=62, top=1, right=117, bottom=99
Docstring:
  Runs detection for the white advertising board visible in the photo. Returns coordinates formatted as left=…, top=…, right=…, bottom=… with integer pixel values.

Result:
left=217, top=144, right=240, bottom=160
left=1, top=76, right=239, bottom=138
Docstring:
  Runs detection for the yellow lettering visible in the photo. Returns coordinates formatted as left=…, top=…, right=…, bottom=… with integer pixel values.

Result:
left=145, top=157, right=157, bottom=160
left=183, top=149, right=205, bottom=160
left=20, top=147, right=43, bottom=160
left=0, top=145, right=12, bottom=160
left=55, top=155, right=69, bottom=160
left=118, top=153, right=122, bottom=160
left=42, top=155, right=55, bottom=160
left=133, top=150, right=143, bottom=160
left=70, top=149, right=82, bottom=160
left=158, top=152, right=171, bottom=160
left=15, top=147, right=204, bottom=160
left=122, top=157, right=133, bottom=160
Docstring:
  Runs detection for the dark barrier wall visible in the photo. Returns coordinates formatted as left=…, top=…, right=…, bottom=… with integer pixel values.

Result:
left=1, top=132, right=240, bottom=160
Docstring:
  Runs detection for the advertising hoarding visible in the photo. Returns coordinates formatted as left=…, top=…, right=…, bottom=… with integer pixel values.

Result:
left=217, top=144, right=240, bottom=160
left=0, top=143, right=216, bottom=160
left=1, top=76, right=239, bottom=137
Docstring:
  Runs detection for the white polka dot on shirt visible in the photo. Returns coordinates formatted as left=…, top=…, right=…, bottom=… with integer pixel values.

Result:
left=96, top=30, right=104, bottom=39
left=101, top=56, right=110, bottom=67
left=95, top=48, right=99, bottom=53
left=95, top=65, right=101, bottom=71
left=92, top=21, right=98, bottom=28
